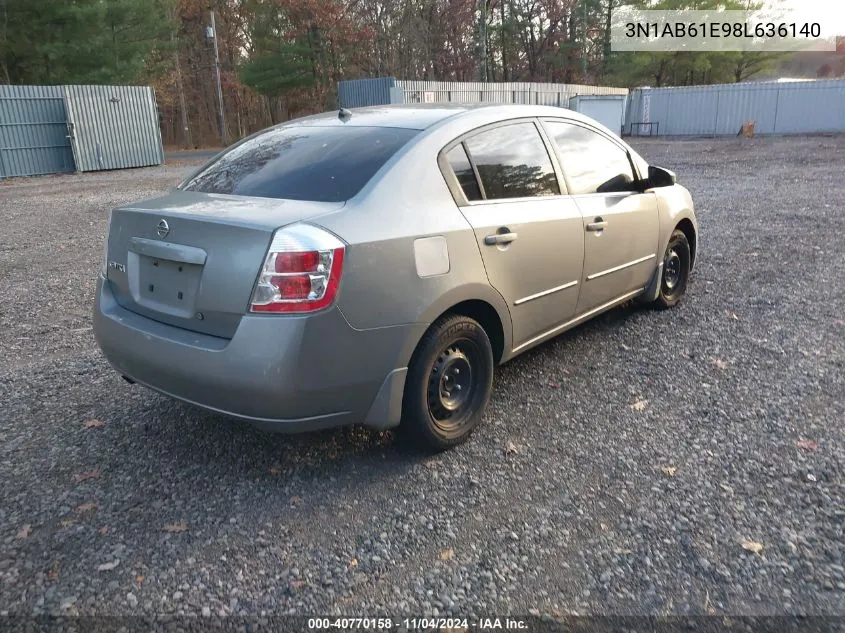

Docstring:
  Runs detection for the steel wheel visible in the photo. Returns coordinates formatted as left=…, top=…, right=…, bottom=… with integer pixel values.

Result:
left=653, top=229, right=691, bottom=309
left=663, top=247, right=682, bottom=292
left=401, top=315, right=494, bottom=451
left=427, top=341, right=478, bottom=433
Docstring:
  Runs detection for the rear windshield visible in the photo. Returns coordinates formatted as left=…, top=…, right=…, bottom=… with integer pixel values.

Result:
left=180, top=125, right=418, bottom=202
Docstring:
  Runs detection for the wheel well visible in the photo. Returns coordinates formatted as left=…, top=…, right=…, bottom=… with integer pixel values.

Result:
left=441, top=299, right=505, bottom=365
left=675, top=218, right=697, bottom=267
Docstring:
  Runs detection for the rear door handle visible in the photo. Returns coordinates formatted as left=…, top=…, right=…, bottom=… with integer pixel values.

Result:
left=586, top=218, right=608, bottom=232
left=484, top=232, right=518, bottom=246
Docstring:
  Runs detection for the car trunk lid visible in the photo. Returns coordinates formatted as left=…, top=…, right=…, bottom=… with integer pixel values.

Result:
left=104, top=191, right=344, bottom=338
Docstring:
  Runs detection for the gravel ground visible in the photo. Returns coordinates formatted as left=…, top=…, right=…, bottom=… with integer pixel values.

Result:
left=0, top=136, right=843, bottom=619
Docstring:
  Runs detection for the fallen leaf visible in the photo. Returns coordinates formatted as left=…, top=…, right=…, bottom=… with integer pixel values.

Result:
left=164, top=522, right=188, bottom=533
left=73, top=470, right=100, bottom=484
left=15, top=524, right=31, bottom=540
left=136, top=575, right=144, bottom=584
left=661, top=466, right=678, bottom=477
left=97, top=560, right=120, bottom=572
left=630, top=398, right=648, bottom=412
left=60, top=519, right=74, bottom=528
left=439, top=548, right=455, bottom=561
left=290, top=495, right=303, bottom=506
left=741, top=539, right=764, bottom=554
left=704, top=589, right=716, bottom=615
left=98, top=526, right=109, bottom=535
left=75, top=502, right=97, bottom=514
left=795, top=439, right=818, bottom=452
left=711, top=358, right=729, bottom=370
left=268, top=466, right=282, bottom=476
left=348, top=558, right=358, bottom=568
left=504, top=440, right=519, bottom=455
left=82, top=419, right=105, bottom=429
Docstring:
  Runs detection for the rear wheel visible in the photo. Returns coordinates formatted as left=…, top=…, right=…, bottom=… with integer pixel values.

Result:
left=653, top=229, right=691, bottom=309
left=401, top=315, right=494, bottom=451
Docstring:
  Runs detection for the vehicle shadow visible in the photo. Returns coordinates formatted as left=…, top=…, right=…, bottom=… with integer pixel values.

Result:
left=136, top=299, right=647, bottom=468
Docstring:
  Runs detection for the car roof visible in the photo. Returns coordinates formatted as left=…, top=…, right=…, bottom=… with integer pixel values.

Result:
left=289, top=103, right=605, bottom=131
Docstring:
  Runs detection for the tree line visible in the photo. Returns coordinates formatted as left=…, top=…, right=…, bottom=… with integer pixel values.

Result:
left=1, top=0, right=820, bottom=148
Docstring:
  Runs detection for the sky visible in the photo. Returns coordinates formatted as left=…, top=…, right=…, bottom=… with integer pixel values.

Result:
left=769, top=0, right=845, bottom=37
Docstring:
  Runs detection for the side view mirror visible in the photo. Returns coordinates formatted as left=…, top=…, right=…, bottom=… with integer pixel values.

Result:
left=646, top=165, right=677, bottom=188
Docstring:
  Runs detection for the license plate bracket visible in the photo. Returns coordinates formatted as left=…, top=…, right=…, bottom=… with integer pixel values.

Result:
left=130, top=254, right=203, bottom=318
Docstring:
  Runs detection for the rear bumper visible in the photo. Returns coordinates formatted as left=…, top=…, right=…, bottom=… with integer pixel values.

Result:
left=93, top=277, right=424, bottom=432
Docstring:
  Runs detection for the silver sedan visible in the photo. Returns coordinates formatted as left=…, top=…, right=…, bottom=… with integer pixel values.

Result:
left=94, top=104, right=698, bottom=450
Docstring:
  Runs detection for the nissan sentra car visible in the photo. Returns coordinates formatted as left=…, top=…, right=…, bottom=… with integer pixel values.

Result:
left=94, top=104, right=697, bottom=450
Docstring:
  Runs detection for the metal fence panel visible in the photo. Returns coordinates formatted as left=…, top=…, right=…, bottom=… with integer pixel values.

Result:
left=625, top=79, right=845, bottom=136
left=396, top=80, right=627, bottom=107
left=0, top=85, right=74, bottom=178
left=64, top=85, right=164, bottom=172
left=338, top=78, right=627, bottom=109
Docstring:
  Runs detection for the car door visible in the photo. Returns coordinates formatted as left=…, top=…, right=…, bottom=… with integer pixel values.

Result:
left=542, top=119, right=660, bottom=315
left=441, top=120, right=584, bottom=350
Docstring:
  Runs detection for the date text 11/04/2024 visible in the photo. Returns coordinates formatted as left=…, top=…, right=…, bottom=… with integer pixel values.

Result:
left=625, top=21, right=821, bottom=39
left=307, top=617, right=528, bottom=630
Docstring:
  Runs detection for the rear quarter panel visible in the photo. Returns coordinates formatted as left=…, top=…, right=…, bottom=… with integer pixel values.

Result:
left=311, top=119, right=515, bottom=364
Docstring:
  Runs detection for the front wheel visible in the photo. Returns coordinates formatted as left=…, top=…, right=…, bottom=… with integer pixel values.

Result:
left=400, top=315, right=494, bottom=451
left=653, top=229, right=691, bottom=309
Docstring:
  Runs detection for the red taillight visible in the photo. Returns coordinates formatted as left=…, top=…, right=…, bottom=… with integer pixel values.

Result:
left=274, top=251, right=320, bottom=274
left=250, top=224, right=345, bottom=314
left=272, top=274, right=312, bottom=300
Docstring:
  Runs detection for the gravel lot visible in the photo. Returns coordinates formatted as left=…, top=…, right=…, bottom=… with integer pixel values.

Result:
left=1, top=136, right=843, bottom=619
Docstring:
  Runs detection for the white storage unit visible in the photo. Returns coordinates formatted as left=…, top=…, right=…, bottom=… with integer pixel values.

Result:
left=568, top=94, right=627, bottom=135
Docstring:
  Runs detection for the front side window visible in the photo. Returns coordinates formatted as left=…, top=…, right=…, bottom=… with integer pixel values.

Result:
left=463, top=122, right=560, bottom=200
left=544, top=121, right=637, bottom=195
left=180, top=125, right=418, bottom=202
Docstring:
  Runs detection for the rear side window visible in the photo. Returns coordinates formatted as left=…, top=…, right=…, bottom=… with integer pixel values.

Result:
left=544, top=121, right=636, bottom=195
left=463, top=122, right=560, bottom=200
left=446, top=144, right=482, bottom=201
left=180, top=126, right=418, bottom=202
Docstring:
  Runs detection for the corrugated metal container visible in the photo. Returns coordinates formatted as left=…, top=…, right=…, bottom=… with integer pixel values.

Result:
left=626, top=79, right=845, bottom=136
left=64, top=85, right=164, bottom=172
left=338, top=77, right=400, bottom=108
left=569, top=95, right=627, bottom=134
left=338, top=77, right=627, bottom=109
left=774, top=81, right=845, bottom=134
left=0, top=85, right=75, bottom=178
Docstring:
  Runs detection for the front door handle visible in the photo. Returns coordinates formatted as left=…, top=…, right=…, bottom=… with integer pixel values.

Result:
left=484, top=232, right=518, bottom=246
left=586, top=218, right=608, bottom=232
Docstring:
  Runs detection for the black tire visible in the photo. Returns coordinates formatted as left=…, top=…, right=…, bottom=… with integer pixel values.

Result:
left=400, top=314, right=494, bottom=451
left=653, top=229, right=691, bottom=310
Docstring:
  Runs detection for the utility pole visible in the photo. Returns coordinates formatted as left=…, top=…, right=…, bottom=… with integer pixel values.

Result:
left=582, top=0, right=588, bottom=80
left=172, top=32, right=192, bottom=149
left=478, top=0, right=488, bottom=83
left=208, top=10, right=227, bottom=146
